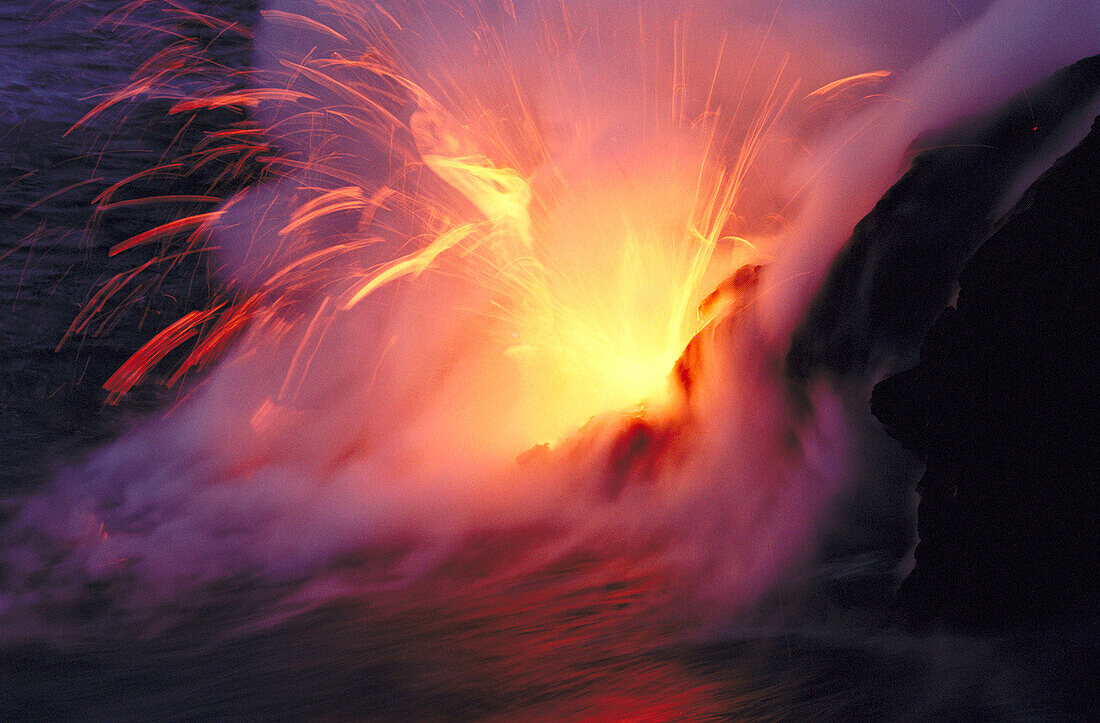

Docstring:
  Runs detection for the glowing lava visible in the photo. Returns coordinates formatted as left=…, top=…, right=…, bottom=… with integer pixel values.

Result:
left=67, top=0, right=825, bottom=457
left=242, top=1, right=798, bottom=450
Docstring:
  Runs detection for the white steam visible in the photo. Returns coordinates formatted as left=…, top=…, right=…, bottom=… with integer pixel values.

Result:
left=2, top=0, right=1096, bottom=641
left=761, top=0, right=1100, bottom=341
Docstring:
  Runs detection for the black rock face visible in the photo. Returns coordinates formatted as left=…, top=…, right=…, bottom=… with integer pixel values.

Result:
left=872, top=116, right=1100, bottom=629
left=789, top=55, right=1100, bottom=381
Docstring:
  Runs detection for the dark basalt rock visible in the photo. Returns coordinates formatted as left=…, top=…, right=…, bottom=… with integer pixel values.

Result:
left=873, top=114, right=1100, bottom=629
left=788, top=54, right=1100, bottom=381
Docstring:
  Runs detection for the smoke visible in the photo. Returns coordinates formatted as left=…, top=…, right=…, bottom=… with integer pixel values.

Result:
left=2, top=0, right=1096, bottom=641
left=760, top=0, right=1100, bottom=343
left=787, top=54, right=1100, bottom=382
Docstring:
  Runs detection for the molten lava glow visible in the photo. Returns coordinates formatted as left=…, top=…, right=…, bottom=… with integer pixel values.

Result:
left=73, top=0, right=819, bottom=454
left=231, top=5, right=791, bottom=450
left=392, top=76, right=787, bottom=446
left=379, top=126, right=735, bottom=445
left=289, top=1, right=801, bottom=450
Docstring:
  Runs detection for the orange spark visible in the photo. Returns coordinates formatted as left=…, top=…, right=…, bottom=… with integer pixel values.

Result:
left=109, top=212, right=223, bottom=256
left=805, top=70, right=892, bottom=100
left=103, top=304, right=225, bottom=403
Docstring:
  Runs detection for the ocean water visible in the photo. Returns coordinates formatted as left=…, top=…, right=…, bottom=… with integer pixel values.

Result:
left=1, top=2, right=1095, bottom=719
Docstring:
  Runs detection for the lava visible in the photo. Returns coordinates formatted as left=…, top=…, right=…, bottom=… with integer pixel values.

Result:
left=63, top=0, right=836, bottom=457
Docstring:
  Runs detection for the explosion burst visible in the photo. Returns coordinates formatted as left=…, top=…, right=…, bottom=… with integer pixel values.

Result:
left=0, top=0, right=883, bottom=637
left=8, top=0, right=1096, bottom=655
left=79, top=0, right=818, bottom=455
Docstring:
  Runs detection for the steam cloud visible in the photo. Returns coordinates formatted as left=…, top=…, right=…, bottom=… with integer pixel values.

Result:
left=2, top=0, right=1097, bottom=641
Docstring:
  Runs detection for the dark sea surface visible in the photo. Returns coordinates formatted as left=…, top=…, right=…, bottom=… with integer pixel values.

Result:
left=0, top=0, right=240, bottom=487
left=1, top=2, right=1096, bottom=719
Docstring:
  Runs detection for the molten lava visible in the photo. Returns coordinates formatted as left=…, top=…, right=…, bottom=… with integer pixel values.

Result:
left=252, top=1, right=806, bottom=451
left=72, top=0, right=838, bottom=457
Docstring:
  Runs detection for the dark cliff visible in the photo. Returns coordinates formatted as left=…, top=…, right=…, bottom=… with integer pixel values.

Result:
left=788, top=55, right=1100, bottom=381
left=872, top=115, right=1100, bottom=628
